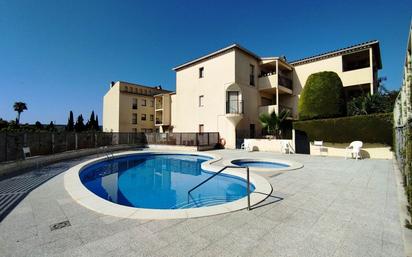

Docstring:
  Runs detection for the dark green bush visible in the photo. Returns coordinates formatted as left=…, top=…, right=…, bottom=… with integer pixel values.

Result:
left=347, top=92, right=397, bottom=116
left=298, top=71, right=345, bottom=120
left=293, top=113, right=393, bottom=146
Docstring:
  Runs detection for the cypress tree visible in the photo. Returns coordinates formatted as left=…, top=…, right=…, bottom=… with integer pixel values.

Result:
left=66, top=111, right=74, bottom=131
left=88, top=111, right=96, bottom=130
left=95, top=115, right=99, bottom=131
left=74, top=114, right=85, bottom=132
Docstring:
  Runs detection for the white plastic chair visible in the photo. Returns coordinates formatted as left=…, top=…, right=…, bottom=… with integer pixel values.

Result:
left=313, top=141, right=327, bottom=156
left=241, top=141, right=251, bottom=151
left=22, top=147, right=31, bottom=159
left=281, top=141, right=294, bottom=154
left=346, top=141, right=363, bottom=160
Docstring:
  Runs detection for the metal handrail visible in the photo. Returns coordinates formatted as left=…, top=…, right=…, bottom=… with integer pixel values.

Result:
left=187, top=165, right=251, bottom=210
left=101, top=146, right=114, bottom=161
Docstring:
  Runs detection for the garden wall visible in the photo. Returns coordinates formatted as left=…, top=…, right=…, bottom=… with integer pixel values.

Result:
left=293, top=113, right=393, bottom=146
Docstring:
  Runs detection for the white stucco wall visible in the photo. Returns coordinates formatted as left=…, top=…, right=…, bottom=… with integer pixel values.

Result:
left=103, top=83, right=120, bottom=132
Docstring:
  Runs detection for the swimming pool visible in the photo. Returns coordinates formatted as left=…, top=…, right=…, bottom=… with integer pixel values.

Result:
left=231, top=160, right=290, bottom=169
left=79, top=153, right=255, bottom=209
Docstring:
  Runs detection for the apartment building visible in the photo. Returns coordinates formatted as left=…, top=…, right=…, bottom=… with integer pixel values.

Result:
left=102, top=41, right=382, bottom=149
left=103, top=81, right=171, bottom=133
left=161, top=41, right=382, bottom=149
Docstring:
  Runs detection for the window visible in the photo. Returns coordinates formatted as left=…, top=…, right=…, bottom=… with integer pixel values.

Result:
left=342, top=50, right=370, bottom=72
left=226, top=91, right=241, bottom=114
left=132, top=114, right=137, bottom=124
left=199, top=95, right=204, bottom=107
left=150, top=100, right=154, bottom=107
left=199, top=67, right=204, bottom=78
left=142, top=99, right=147, bottom=106
left=249, top=64, right=255, bottom=86
left=132, top=98, right=138, bottom=109
left=150, top=114, right=154, bottom=121
left=132, top=128, right=137, bottom=133
left=141, top=114, right=146, bottom=121
left=199, top=124, right=204, bottom=133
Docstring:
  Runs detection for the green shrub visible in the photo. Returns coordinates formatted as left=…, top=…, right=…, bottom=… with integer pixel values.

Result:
left=293, top=113, right=393, bottom=146
left=298, top=71, right=345, bottom=120
left=347, top=92, right=397, bottom=116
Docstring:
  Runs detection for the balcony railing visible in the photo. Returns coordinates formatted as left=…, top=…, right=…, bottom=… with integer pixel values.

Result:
left=155, top=103, right=163, bottom=109
left=226, top=100, right=244, bottom=114
left=278, top=75, right=293, bottom=90
left=258, top=71, right=276, bottom=78
left=279, top=105, right=293, bottom=116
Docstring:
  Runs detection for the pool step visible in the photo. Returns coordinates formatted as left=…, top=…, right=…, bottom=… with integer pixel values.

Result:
left=172, top=196, right=241, bottom=209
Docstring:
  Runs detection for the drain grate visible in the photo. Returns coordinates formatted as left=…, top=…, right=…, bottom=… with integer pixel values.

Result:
left=50, top=220, right=71, bottom=231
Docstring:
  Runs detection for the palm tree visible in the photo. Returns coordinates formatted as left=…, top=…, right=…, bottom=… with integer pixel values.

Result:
left=258, top=109, right=290, bottom=138
left=13, top=102, right=27, bottom=125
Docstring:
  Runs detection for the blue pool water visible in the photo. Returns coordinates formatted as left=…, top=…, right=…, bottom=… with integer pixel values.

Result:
left=232, top=160, right=289, bottom=169
left=80, top=154, right=254, bottom=209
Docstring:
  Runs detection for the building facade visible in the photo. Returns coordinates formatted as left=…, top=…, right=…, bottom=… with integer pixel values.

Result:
left=102, top=41, right=382, bottom=149
left=103, top=81, right=171, bottom=133
left=166, top=41, right=382, bottom=149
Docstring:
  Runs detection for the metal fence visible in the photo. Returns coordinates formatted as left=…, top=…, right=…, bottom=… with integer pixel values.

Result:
left=144, top=132, right=219, bottom=151
left=394, top=124, right=411, bottom=184
left=0, top=132, right=220, bottom=162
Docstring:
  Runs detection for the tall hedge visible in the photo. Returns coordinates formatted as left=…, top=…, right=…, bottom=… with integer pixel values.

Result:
left=293, top=113, right=393, bottom=146
left=298, top=71, right=345, bottom=120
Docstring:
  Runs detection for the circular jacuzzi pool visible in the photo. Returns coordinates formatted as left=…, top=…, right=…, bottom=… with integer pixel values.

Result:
left=231, top=160, right=290, bottom=169
left=64, top=151, right=272, bottom=219
left=226, top=158, right=304, bottom=174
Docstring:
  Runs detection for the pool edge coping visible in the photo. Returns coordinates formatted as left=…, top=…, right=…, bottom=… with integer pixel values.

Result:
left=64, top=150, right=272, bottom=220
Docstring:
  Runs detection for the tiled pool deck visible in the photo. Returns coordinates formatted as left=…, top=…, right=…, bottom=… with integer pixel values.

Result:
left=0, top=150, right=406, bottom=257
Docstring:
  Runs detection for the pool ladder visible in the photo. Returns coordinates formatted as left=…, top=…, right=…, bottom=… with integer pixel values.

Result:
left=187, top=165, right=251, bottom=211
left=101, top=146, right=115, bottom=161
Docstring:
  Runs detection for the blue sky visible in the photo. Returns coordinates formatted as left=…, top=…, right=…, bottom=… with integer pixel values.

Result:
left=0, top=0, right=411, bottom=124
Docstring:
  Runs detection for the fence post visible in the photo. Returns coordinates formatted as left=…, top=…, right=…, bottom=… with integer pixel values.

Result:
left=23, top=132, right=27, bottom=147
left=5, top=131, right=7, bottom=161
left=75, top=133, right=78, bottom=150
left=95, top=133, right=98, bottom=148
left=51, top=133, right=55, bottom=154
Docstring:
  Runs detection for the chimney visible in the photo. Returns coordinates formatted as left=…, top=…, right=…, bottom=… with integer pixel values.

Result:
left=110, top=81, right=115, bottom=88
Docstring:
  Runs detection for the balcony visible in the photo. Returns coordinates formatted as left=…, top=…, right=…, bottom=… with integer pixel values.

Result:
left=258, top=104, right=277, bottom=115
left=225, top=100, right=244, bottom=126
left=259, top=104, right=293, bottom=117
left=258, top=74, right=293, bottom=93
left=258, top=74, right=277, bottom=91
left=226, top=100, right=244, bottom=114
left=278, top=75, right=293, bottom=90
left=340, top=67, right=373, bottom=87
